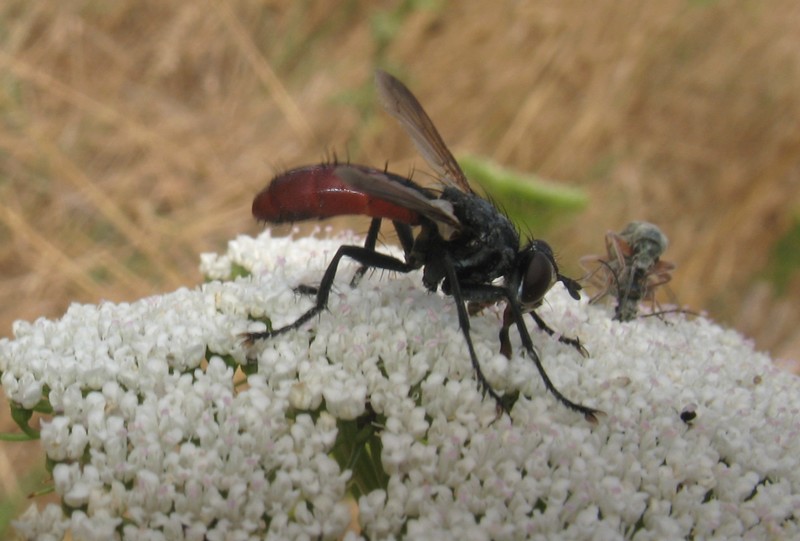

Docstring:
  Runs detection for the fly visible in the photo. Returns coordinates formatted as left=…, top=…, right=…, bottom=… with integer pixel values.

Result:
left=247, top=70, right=599, bottom=422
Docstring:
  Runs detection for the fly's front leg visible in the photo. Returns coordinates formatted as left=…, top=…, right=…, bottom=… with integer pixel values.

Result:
left=504, top=296, right=600, bottom=423
left=528, top=311, right=589, bottom=357
left=455, top=281, right=600, bottom=422
left=496, top=306, right=588, bottom=360
left=244, top=244, right=414, bottom=344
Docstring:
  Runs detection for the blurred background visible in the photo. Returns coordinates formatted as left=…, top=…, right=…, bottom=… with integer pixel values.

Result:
left=1, top=0, right=799, bottom=530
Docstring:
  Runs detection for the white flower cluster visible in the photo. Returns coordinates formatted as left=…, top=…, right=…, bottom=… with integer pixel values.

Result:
left=2, top=229, right=800, bottom=540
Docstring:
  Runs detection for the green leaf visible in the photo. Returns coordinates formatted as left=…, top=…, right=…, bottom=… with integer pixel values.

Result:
left=765, top=212, right=800, bottom=294
left=459, top=154, right=587, bottom=234
left=8, top=402, right=40, bottom=439
left=228, top=263, right=252, bottom=280
left=331, top=412, right=389, bottom=499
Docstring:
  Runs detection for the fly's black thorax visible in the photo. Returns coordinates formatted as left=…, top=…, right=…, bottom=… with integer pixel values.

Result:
left=409, top=187, right=519, bottom=293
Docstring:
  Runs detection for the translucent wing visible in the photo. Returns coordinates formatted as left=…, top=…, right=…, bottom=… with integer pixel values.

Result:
left=375, top=70, right=472, bottom=193
left=335, top=165, right=461, bottom=240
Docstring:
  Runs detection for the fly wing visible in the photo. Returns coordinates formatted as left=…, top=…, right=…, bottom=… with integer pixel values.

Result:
left=375, top=70, right=473, bottom=194
left=335, top=165, right=461, bottom=239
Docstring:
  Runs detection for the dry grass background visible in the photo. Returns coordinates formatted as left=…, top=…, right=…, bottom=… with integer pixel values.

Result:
left=2, top=0, right=800, bottom=532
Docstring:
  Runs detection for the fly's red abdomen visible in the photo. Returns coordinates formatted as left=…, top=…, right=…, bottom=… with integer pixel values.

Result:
left=252, top=164, right=422, bottom=224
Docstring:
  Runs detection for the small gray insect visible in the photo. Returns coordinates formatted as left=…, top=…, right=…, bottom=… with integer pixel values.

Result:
left=580, top=221, right=675, bottom=321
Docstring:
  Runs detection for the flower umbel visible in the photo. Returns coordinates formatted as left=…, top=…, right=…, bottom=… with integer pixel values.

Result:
left=2, top=229, right=799, bottom=539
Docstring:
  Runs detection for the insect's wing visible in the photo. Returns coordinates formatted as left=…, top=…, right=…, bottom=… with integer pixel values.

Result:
left=375, top=70, right=472, bottom=193
left=335, top=165, right=461, bottom=239
left=648, top=260, right=675, bottom=287
left=606, top=231, right=633, bottom=267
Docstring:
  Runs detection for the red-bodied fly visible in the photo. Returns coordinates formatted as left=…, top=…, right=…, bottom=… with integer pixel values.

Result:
left=248, top=70, right=599, bottom=422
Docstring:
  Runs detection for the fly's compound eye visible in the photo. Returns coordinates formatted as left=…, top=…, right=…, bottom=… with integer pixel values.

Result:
left=521, top=251, right=556, bottom=306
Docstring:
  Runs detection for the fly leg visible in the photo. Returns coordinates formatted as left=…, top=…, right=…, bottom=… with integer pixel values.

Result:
left=348, top=218, right=383, bottom=287
left=451, top=278, right=600, bottom=422
left=528, top=311, right=589, bottom=357
left=439, top=257, right=509, bottom=414
left=350, top=219, right=415, bottom=287
left=498, top=306, right=588, bottom=360
left=503, top=293, right=600, bottom=423
left=296, top=219, right=415, bottom=296
left=244, top=245, right=415, bottom=343
left=295, top=218, right=384, bottom=297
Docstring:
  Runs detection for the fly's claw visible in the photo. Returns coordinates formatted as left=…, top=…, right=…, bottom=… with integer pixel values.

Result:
left=565, top=336, right=590, bottom=358
left=474, top=374, right=513, bottom=417
left=582, top=408, right=604, bottom=425
left=240, top=330, right=273, bottom=347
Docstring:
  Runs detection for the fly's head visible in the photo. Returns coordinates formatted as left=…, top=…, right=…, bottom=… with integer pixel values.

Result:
left=516, top=240, right=582, bottom=311
left=619, top=221, right=669, bottom=271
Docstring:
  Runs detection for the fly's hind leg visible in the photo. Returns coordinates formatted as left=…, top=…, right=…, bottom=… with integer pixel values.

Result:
left=244, top=244, right=414, bottom=343
left=297, top=219, right=415, bottom=295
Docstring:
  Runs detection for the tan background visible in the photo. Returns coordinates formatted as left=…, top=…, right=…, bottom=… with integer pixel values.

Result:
left=2, top=0, right=799, bottom=530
